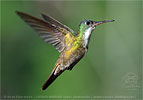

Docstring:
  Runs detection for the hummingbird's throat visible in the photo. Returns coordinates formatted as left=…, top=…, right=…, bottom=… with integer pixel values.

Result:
left=83, top=27, right=93, bottom=47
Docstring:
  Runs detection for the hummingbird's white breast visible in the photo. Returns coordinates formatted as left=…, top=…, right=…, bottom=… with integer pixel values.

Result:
left=83, top=27, right=93, bottom=48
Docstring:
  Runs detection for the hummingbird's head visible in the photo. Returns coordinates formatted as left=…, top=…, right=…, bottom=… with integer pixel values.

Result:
left=78, top=19, right=114, bottom=43
left=79, top=19, right=115, bottom=31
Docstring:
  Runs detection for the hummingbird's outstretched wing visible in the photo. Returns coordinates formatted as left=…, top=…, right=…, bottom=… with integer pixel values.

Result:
left=41, top=13, right=74, bottom=34
left=16, top=11, right=74, bottom=52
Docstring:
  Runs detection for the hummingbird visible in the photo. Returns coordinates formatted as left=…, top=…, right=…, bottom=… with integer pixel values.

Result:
left=16, top=11, right=114, bottom=90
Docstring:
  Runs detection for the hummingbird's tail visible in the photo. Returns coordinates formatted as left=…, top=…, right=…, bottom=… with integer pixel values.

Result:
left=42, top=72, right=58, bottom=90
left=42, top=65, right=64, bottom=90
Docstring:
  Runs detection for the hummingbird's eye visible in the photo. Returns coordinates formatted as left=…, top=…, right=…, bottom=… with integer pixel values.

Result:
left=91, top=21, right=93, bottom=24
left=86, top=21, right=90, bottom=25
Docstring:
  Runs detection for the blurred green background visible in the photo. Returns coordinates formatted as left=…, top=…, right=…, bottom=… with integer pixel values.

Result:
left=1, top=0, right=142, bottom=99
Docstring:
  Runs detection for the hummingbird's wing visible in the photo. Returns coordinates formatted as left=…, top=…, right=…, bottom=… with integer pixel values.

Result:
left=16, top=11, right=74, bottom=52
left=41, top=13, right=74, bottom=34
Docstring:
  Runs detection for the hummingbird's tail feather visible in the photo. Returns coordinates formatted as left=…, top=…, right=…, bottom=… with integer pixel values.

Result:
left=42, top=66, right=64, bottom=90
left=42, top=72, right=58, bottom=90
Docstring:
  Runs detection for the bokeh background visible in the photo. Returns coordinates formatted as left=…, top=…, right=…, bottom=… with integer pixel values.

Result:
left=1, top=0, right=142, bottom=99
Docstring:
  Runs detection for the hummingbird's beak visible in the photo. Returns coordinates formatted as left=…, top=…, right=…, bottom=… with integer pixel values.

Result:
left=94, top=20, right=115, bottom=26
